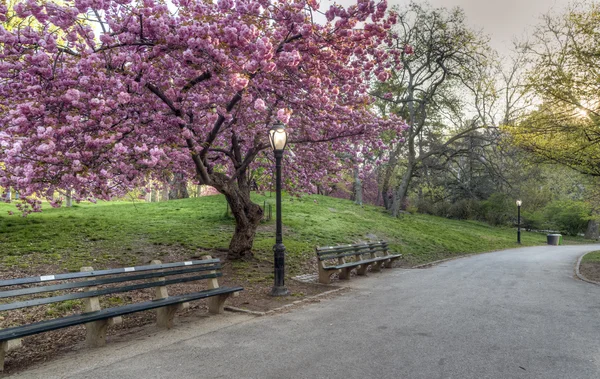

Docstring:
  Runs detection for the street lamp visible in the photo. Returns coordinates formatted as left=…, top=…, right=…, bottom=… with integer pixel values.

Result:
left=516, top=200, right=522, bottom=244
left=269, top=121, right=289, bottom=297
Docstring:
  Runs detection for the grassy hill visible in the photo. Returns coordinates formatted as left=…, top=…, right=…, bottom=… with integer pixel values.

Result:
left=0, top=193, right=575, bottom=275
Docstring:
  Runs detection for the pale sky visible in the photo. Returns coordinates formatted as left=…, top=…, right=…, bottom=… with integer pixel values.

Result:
left=334, top=0, right=573, bottom=55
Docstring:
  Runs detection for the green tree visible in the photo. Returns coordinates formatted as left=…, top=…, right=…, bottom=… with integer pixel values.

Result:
left=373, top=1, right=494, bottom=217
left=507, top=1, right=600, bottom=176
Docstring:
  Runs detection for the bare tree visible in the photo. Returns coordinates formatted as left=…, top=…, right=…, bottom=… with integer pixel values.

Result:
left=373, top=2, right=493, bottom=216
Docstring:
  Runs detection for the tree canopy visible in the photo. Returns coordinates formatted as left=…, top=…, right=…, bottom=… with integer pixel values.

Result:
left=0, top=0, right=406, bottom=258
left=507, top=0, right=600, bottom=176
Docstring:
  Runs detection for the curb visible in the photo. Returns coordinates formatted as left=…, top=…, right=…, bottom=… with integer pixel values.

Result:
left=575, top=252, right=600, bottom=286
left=224, top=287, right=348, bottom=317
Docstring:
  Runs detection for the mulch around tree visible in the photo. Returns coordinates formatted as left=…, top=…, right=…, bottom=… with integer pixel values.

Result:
left=579, top=262, right=600, bottom=283
left=0, top=250, right=337, bottom=376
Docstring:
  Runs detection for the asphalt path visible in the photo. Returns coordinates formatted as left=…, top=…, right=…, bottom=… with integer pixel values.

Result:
left=16, top=245, right=600, bottom=379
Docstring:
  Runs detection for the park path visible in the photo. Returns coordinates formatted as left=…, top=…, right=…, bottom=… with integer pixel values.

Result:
left=15, top=245, right=600, bottom=379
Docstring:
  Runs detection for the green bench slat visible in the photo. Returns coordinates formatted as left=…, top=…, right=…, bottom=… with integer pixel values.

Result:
left=323, top=254, right=402, bottom=270
left=0, top=259, right=221, bottom=287
left=316, top=243, right=387, bottom=256
left=0, top=273, right=223, bottom=312
left=0, top=264, right=222, bottom=299
left=0, top=287, right=243, bottom=342
left=318, top=247, right=388, bottom=261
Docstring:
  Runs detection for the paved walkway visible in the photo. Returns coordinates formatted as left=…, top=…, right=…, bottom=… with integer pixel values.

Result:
left=16, top=245, right=600, bottom=379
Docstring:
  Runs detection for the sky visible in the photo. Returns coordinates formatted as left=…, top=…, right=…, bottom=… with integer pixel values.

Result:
left=334, top=0, right=574, bottom=55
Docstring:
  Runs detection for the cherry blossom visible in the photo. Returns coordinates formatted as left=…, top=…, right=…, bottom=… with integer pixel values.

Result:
left=0, top=0, right=408, bottom=258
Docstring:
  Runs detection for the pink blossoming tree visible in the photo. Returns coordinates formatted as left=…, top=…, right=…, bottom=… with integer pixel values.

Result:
left=0, top=0, right=406, bottom=259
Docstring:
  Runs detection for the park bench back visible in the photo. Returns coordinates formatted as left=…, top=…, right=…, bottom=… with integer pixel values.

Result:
left=0, top=257, right=242, bottom=372
left=315, top=241, right=401, bottom=284
left=316, top=241, right=389, bottom=262
left=0, top=259, right=222, bottom=312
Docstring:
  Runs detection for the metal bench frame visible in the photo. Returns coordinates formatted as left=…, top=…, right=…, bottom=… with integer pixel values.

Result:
left=316, top=241, right=402, bottom=284
left=0, top=255, right=242, bottom=371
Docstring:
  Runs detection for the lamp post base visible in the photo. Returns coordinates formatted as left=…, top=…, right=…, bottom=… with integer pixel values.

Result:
left=270, top=286, right=289, bottom=297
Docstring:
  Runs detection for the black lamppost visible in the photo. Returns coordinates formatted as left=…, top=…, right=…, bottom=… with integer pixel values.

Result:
left=269, top=121, right=290, bottom=297
left=516, top=200, right=522, bottom=244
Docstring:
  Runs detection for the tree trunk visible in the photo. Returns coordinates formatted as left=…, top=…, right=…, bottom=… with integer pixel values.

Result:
left=353, top=166, right=363, bottom=206
left=221, top=186, right=263, bottom=260
left=168, top=173, right=190, bottom=200
left=161, top=184, right=169, bottom=201
left=381, top=143, right=403, bottom=210
left=391, top=162, right=415, bottom=217
left=65, top=189, right=72, bottom=207
left=584, top=219, right=599, bottom=240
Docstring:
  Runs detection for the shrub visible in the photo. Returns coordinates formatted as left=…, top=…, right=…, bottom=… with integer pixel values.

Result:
left=481, top=193, right=514, bottom=226
left=521, top=210, right=547, bottom=231
left=448, top=199, right=483, bottom=220
left=433, top=201, right=452, bottom=218
left=416, top=198, right=436, bottom=215
left=544, top=200, right=590, bottom=236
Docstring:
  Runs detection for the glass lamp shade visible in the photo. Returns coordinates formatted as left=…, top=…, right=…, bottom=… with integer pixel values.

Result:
left=516, top=200, right=522, bottom=206
left=269, top=122, right=288, bottom=152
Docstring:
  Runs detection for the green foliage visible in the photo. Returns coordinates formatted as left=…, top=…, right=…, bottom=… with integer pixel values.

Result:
left=582, top=251, right=600, bottom=263
left=507, top=1, right=600, bottom=177
left=544, top=200, right=591, bottom=236
left=447, top=199, right=483, bottom=221
left=521, top=210, right=547, bottom=231
left=481, top=194, right=514, bottom=226
left=0, top=194, right=566, bottom=273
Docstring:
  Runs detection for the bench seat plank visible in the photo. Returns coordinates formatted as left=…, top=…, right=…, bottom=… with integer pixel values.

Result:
left=0, top=286, right=243, bottom=342
left=322, top=254, right=402, bottom=270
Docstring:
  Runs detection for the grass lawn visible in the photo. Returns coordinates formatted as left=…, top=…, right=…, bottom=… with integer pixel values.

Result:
left=0, top=193, right=586, bottom=275
left=581, top=251, right=600, bottom=263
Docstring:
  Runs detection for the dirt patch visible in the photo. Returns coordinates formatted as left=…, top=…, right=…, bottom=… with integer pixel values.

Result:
left=579, top=261, right=600, bottom=283
left=0, top=250, right=336, bottom=376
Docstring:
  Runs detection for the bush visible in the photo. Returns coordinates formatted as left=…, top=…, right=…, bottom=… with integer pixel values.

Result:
left=448, top=199, right=483, bottom=220
left=544, top=200, right=590, bottom=236
left=433, top=201, right=452, bottom=218
left=481, top=193, right=514, bottom=226
left=416, top=198, right=436, bottom=215
left=521, top=210, right=547, bottom=231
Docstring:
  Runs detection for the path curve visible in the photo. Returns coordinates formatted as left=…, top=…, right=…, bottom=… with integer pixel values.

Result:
left=16, top=245, right=600, bottom=379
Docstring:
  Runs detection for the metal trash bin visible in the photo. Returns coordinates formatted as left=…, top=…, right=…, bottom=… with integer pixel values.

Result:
left=547, top=234, right=562, bottom=246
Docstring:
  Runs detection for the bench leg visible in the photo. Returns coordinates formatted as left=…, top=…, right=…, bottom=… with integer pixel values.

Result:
left=371, top=261, right=383, bottom=272
left=318, top=269, right=334, bottom=284
left=356, top=263, right=371, bottom=276
left=0, top=339, right=22, bottom=372
left=0, top=341, right=6, bottom=372
left=85, top=317, right=121, bottom=347
left=338, top=267, right=351, bottom=280
left=208, top=294, right=231, bottom=314
left=383, top=259, right=394, bottom=268
left=85, top=320, right=109, bottom=347
left=318, top=265, right=336, bottom=284
left=156, top=303, right=186, bottom=329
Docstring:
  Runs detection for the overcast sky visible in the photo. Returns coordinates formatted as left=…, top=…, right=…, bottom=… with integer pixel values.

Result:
left=334, top=0, right=574, bottom=55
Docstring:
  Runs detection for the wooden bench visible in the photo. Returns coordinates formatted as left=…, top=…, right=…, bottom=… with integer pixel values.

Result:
left=0, top=256, right=241, bottom=371
left=316, top=241, right=402, bottom=284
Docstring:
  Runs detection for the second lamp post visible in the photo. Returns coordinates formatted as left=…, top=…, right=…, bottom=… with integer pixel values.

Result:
left=516, top=200, right=522, bottom=244
left=269, top=121, right=290, bottom=297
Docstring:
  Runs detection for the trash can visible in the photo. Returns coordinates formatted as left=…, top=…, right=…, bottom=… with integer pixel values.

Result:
left=547, top=234, right=562, bottom=246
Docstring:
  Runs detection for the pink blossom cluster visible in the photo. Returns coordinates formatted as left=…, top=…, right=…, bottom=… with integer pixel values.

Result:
left=0, top=0, right=408, bottom=213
